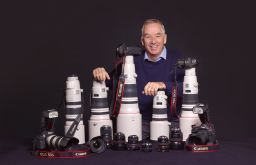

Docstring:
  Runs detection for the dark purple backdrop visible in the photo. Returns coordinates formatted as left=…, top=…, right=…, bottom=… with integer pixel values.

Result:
left=0, top=0, right=255, bottom=144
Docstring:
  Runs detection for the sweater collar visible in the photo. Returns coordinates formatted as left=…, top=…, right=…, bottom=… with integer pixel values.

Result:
left=144, top=47, right=167, bottom=62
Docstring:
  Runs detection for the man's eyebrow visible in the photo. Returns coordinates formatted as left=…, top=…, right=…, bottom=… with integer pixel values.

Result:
left=143, top=32, right=164, bottom=37
left=143, top=33, right=150, bottom=37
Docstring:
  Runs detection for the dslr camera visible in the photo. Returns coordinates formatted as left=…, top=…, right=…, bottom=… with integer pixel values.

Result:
left=32, top=109, right=79, bottom=151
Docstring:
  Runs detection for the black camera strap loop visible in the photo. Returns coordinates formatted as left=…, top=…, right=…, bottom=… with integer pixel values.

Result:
left=65, top=113, right=82, bottom=137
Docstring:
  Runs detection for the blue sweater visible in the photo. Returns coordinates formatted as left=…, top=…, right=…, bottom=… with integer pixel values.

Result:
left=108, top=49, right=184, bottom=121
left=134, top=49, right=184, bottom=121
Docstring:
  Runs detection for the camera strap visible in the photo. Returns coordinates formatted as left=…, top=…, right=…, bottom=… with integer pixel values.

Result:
left=111, top=74, right=125, bottom=117
left=32, top=149, right=90, bottom=158
left=186, top=143, right=219, bottom=152
left=111, top=57, right=126, bottom=118
left=170, top=81, right=180, bottom=120
left=170, top=64, right=181, bottom=121
left=65, top=112, right=82, bottom=137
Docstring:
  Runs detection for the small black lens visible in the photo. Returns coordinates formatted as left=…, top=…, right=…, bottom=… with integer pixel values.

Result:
left=157, top=136, right=170, bottom=152
left=169, top=126, right=184, bottom=150
left=127, top=135, right=140, bottom=151
left=89, top=136, right=107, bottom=154
left=92, top=141, right=101, bottom=149
left=140, top=140, right=152, bottom=152
left=111, top=132, right=126, bottom=151
left=100, top=125, right=112, bottom=149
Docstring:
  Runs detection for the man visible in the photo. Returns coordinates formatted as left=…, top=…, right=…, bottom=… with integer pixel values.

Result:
left=92, top=19, right=183, bottom=138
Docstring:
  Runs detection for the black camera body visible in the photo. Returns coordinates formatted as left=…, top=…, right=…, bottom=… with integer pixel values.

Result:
left=187, top=123, right=217, bottom=145
left=176, top=57, right=198, bottom=69
left=32, top=109, right=89, bottom=158
left=33, top=130, right=80, bottom=151
left=186, top=104, right=219, bottom=152
left=32, top=110, right=79, bottom=151
left=116, top=43, right=143, bottom=57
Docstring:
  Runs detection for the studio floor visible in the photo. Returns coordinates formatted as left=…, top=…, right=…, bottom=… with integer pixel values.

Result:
left=1, top=138, right=256, bottom=165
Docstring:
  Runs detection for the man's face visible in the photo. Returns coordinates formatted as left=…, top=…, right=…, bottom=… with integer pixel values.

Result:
left=141, top=23, right=167, bottom=58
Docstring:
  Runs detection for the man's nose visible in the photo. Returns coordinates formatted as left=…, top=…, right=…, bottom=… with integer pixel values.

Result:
left=151, top=37, right=156, bottom=44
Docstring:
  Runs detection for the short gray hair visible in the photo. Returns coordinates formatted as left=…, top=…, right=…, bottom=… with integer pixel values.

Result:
left=141, top=19, right=166, bottom=36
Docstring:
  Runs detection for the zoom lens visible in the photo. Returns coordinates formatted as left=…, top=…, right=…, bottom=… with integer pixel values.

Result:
left=46, top=133, right=79, bottom=151
left=100, top=125, right=112, bottom=149
left=169, top=127, right=184, bottom=150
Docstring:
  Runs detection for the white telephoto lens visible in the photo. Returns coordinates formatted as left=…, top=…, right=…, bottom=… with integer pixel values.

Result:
left=150, top=90, right=169, bottom=141
left=117, top=56, right=142, bottom=141
left=64, top=75, right=85, bottom=144
left=89, top=80, right=113, bottom=140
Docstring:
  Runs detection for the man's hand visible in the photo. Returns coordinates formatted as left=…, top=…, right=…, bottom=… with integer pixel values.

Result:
left=143, top=82, right=166, bottom=96
left=92, top=67, right=110, bottom=81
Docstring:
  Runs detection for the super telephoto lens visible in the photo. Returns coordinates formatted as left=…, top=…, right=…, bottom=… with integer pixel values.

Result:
left=157, top=136, right=170, bottom=152
left=111, top=132, right=126, bottom=151
left=100, top=125, right=112, bottom=149
left=127, top=135, right=140, bottom=151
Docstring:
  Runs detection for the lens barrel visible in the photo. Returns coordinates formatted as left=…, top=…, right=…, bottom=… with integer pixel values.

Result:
left=111, top=132, right=126, bottom=150
left=46, top=133, right=79, bottom=151
left=169, top=127, right=185, bottom=150
left=89, top=136, right=107, bottom=154
left=140, top=140, right=153, bottom=152
left=127, top=135, right=140, bottom=151
left=157, top=136, right=170, bottom=152
left=100, top=125, right=112, bottom=149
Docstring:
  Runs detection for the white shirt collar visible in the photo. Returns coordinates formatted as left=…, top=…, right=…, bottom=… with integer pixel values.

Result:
left=144, top=47, right=167, bottom=62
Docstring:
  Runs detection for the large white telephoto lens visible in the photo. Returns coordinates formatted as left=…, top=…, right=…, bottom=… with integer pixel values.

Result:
left=117, top=55, right=142, bottom=141
left=88, top=80, right=112, bottom=140
left=65, top=75, right=85, bottom=144
left=150, top=89, right=170, bottom=141
left=179, top=64, right=201, bottom=141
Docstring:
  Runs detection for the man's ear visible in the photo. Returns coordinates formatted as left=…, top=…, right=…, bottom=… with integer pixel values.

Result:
left=164, top=34, right=167, bottom=44
left=141, top=37, right=145, bottom=46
